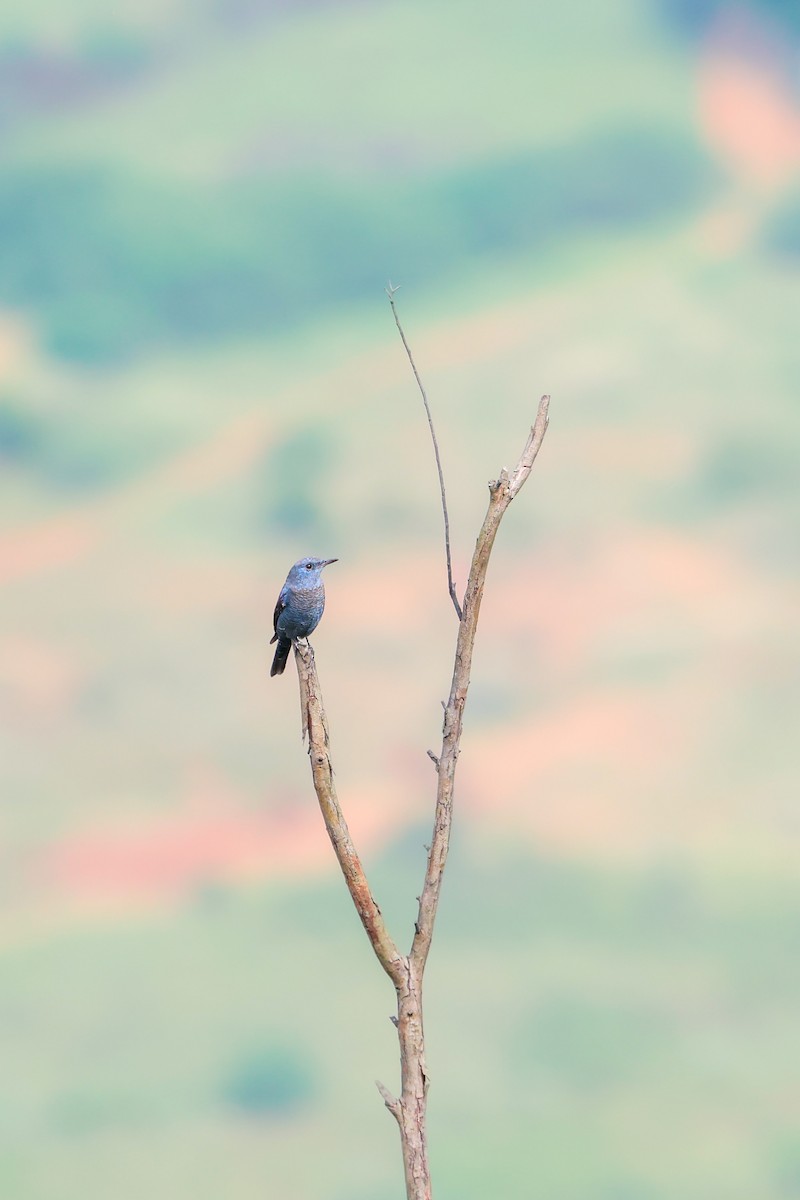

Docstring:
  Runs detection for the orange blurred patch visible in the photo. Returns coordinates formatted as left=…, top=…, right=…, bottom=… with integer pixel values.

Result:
left=0, top=313, right=28, bottom=379
left=335, top=552, right=446, bottom=632
left=483, top=524, right=771, bottom=683
left=0, top=634, right=82, bottom=716
left=138, top=555, right=255, bottom=615
left=700, top=56, right=800, bottom=185
left=698, top=11, right=800, bottom=189
left=571, top=428, right=694, bottom=477
left=38, top=761, right=407, bottom=904
left=463, top=683, right=686, bottom=858
left=0, top=514, right=100, bottom=586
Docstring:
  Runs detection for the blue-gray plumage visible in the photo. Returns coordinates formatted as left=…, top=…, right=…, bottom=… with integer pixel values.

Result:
left=270, top=556, right=338, bottom=677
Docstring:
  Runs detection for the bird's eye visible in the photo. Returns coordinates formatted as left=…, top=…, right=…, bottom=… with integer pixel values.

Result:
left=305, top=562, right=313, bottom=570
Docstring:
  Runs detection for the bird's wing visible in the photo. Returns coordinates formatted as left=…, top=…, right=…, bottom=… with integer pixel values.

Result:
left=270, top=585, right=289, bottom=644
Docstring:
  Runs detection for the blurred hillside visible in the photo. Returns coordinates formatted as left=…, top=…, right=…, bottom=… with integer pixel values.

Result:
left=1, top=1, right=799, bottom=1198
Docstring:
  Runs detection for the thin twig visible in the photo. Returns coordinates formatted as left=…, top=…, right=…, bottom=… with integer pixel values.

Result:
left=386, top=283, right=463, bottom=621
left=376, top=1079, right=402, bottom=1123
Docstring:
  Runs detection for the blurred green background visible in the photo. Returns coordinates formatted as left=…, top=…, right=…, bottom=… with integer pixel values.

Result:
left=1, top=0, right=799, bottom=1197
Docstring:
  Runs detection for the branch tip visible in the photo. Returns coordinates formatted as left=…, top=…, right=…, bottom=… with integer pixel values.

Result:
left=376, top=1079, right=401, bottom=1120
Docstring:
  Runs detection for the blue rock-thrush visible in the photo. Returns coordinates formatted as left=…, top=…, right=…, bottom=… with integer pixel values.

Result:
left=270, top=556, right=338, bottom=677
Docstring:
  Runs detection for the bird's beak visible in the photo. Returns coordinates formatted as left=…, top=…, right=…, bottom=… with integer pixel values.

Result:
left=321, top=558, right=338, bottom=568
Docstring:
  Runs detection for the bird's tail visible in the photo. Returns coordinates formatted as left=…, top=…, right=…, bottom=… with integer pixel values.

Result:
left=270, top=637, right=292, bottom=677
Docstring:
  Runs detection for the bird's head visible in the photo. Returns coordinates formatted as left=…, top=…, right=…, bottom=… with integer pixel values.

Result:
left=287, top=556, right=338, bottom=584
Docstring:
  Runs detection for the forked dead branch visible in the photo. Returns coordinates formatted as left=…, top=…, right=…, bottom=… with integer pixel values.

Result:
left=291, top=300, right=550, bottom=1200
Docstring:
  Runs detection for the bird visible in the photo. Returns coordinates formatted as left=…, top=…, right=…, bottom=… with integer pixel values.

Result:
left=270, top=556, right=338, bottom=677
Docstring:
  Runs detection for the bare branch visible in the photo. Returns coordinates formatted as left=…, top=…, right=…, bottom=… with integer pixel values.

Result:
left=289, top=390, right=551, bottom=1200
left=293, top=639, right=405, bottom=987
left=410, top=395, right=551, bottom=974
left=386, top=284, right=463, bottom=621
